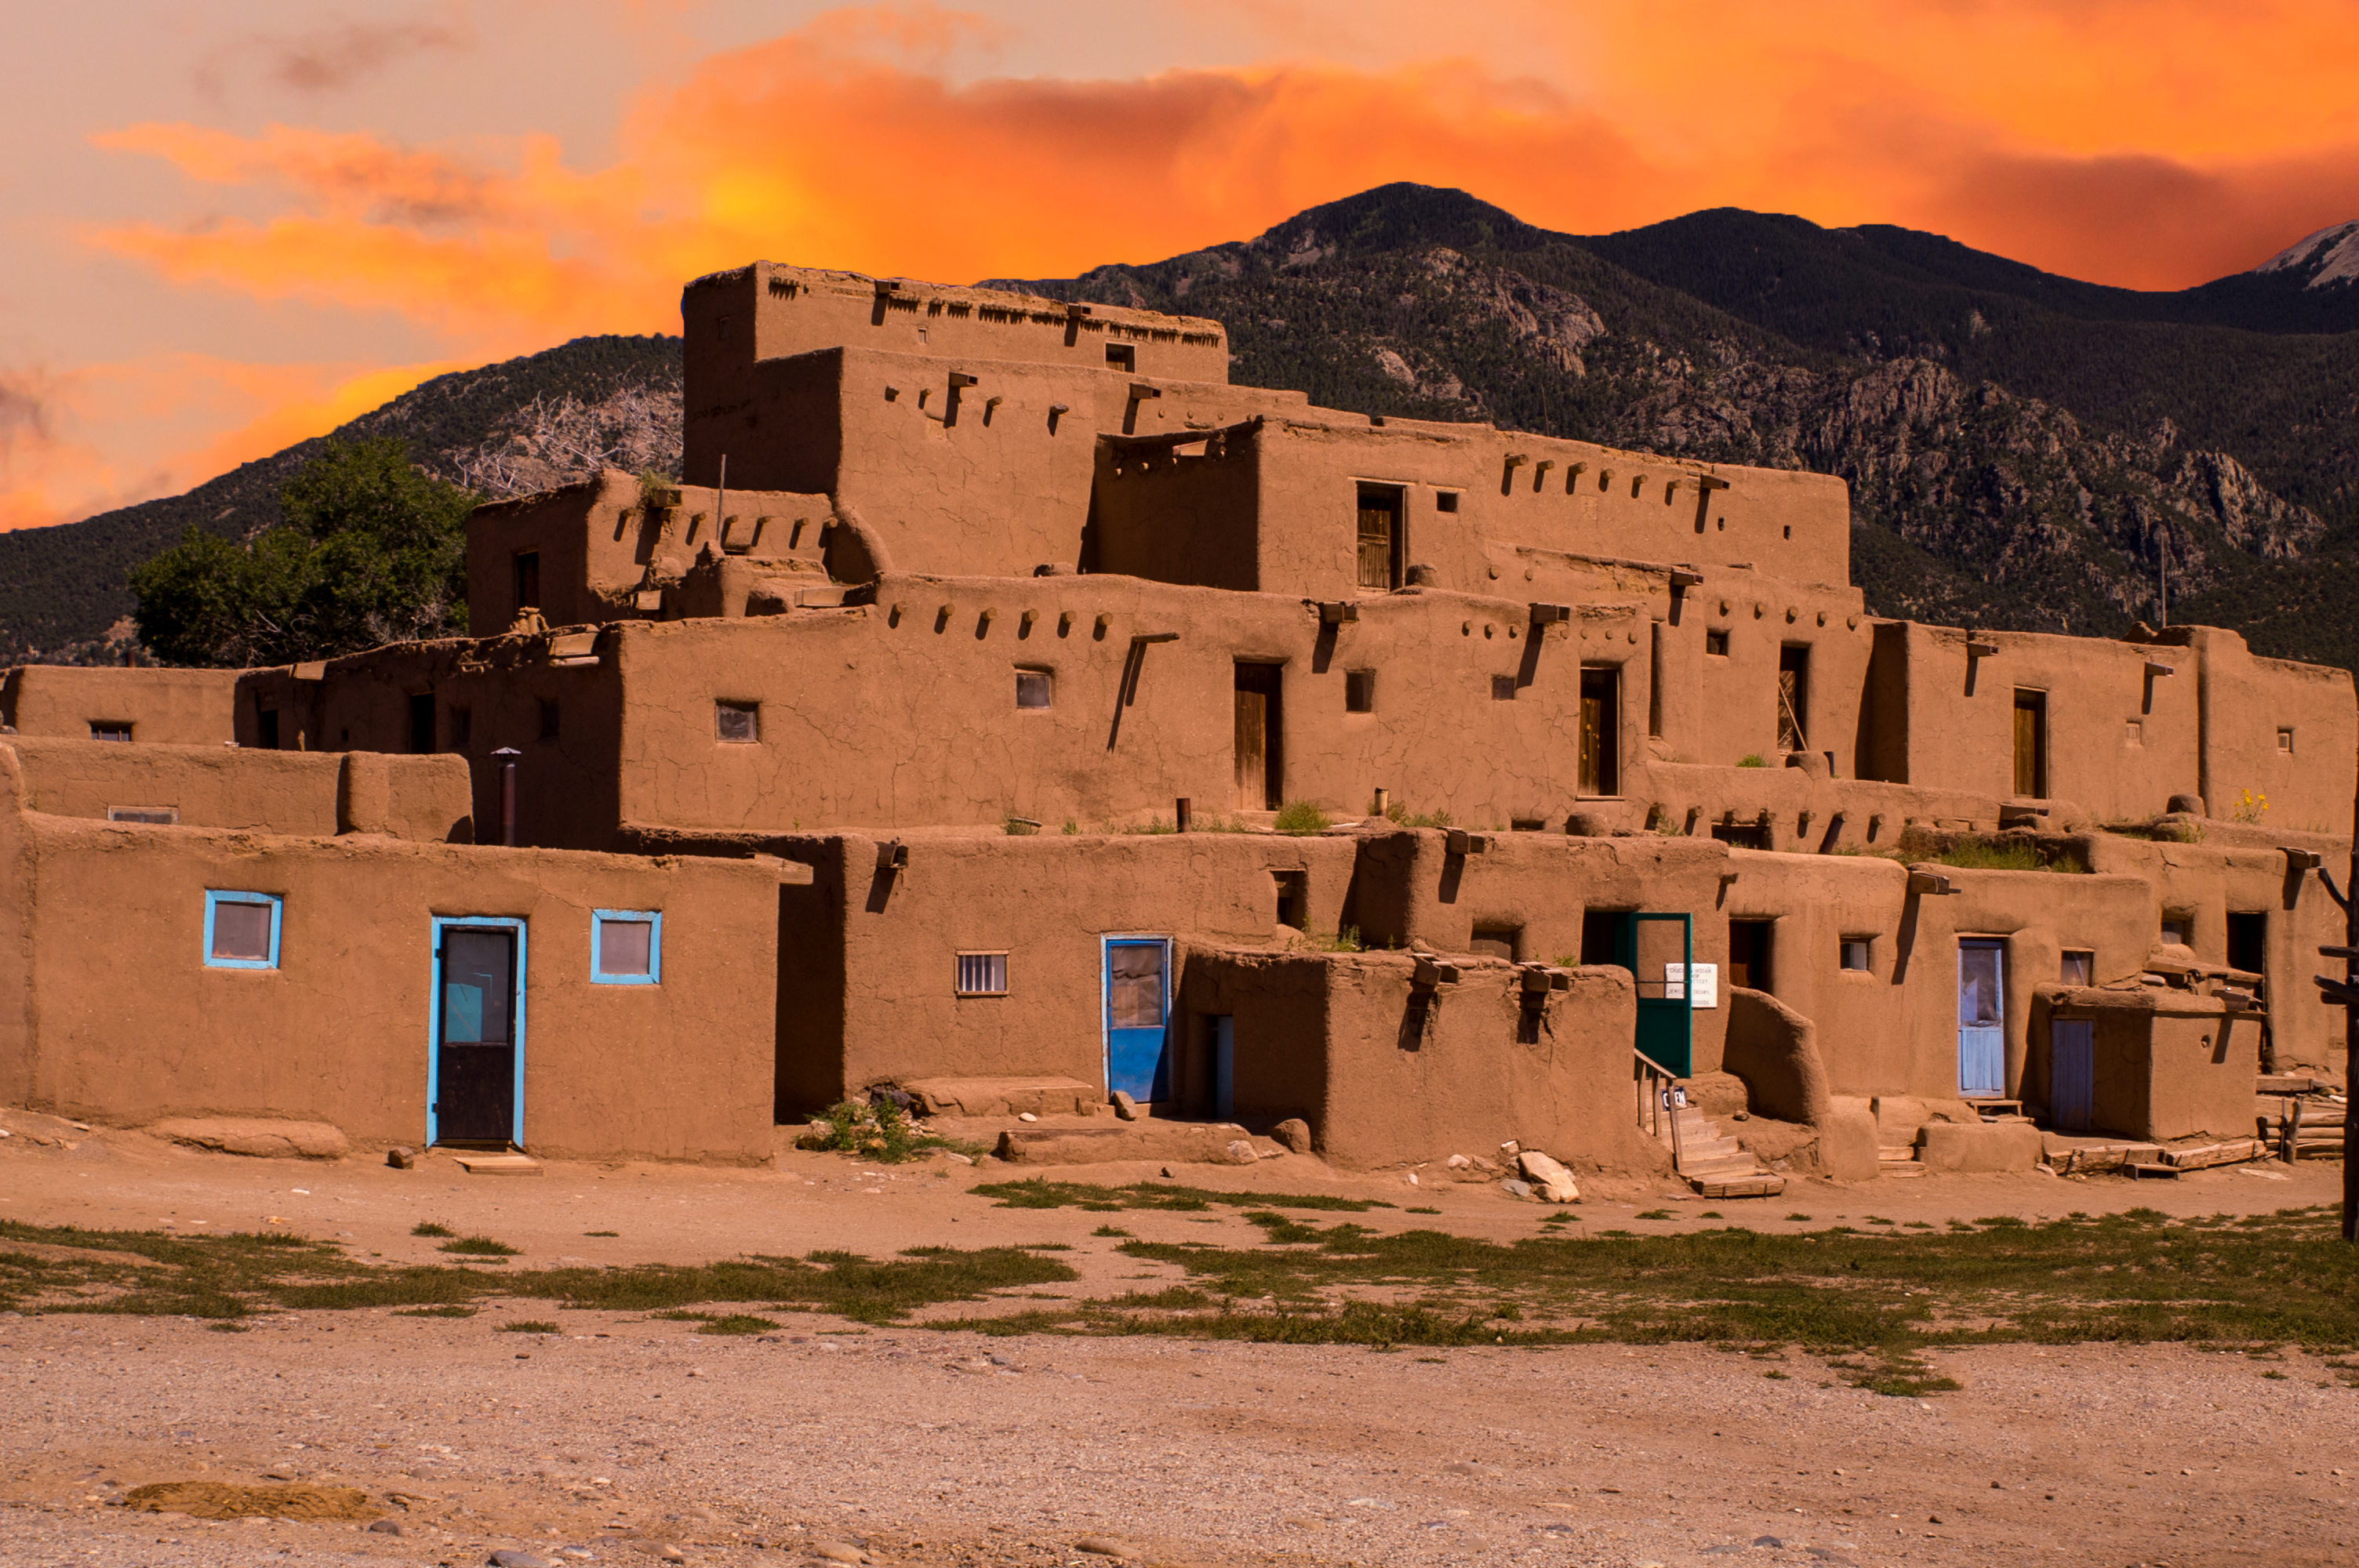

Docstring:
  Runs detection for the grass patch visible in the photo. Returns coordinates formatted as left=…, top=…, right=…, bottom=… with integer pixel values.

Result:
left=438, top=1236, right=518, bottom=1258
left=1406, top=1207, right=1441, bottom=1215
left=409, top=1222, right=455, bottom=1238
left=1273, top=800, right=1332, bottom=835
left=699, top=1314, right=781, bottom=1336
left=0, top=1218, right=1075, bottom=1327
left=973, top=1179, right=1394, bottom=1214
left=496, top=1319, right=561, bottom=1334
left=1635, top=1210, right=1675, bottom=1221
left=584, top=1231, right=619, bottom=1237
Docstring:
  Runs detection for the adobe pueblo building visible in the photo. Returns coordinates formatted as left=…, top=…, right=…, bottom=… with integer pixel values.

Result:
left=3, top=263, right=2351, bottom=1192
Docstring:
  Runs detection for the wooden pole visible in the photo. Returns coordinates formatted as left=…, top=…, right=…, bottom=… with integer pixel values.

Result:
left=2346, top=782, right=2357, bottom=1241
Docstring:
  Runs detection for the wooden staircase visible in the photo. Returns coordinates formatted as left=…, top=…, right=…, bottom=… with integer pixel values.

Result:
left=1667, top=1101, right=1786, bottom=1199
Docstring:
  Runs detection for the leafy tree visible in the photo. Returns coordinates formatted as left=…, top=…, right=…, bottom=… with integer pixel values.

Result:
left=132, top=438, right=475, bottom=667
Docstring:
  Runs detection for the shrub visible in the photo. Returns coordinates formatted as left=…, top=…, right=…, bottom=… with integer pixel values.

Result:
left=1306, top=926, right=1365, bottom=953
left=1736, top=754, right=1768, bottom=768
left=438, top=1235, right=518, bottom=1257
left=1386, top=802, right=1454, bottom=829
left=808, top=1098, right=980, bottom=1163
left=1003, top=816, right=1041, bottom=836
left=1274, top=800, right=1332, bottom=835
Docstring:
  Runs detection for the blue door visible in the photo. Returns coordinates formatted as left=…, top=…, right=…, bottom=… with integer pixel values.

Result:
left=1958, top=940, right=2005, bottom=1097
left=1105, top=938, right=1172, bottom=1102
left=2050, top=1019, right=2094, bottom=1131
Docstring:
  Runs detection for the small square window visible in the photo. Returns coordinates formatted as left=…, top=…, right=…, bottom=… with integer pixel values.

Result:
left=1345, top=670, right=1376, bottom=713
left=1705, top=630, right=1730, bottom=657
left=716, top=701, right=760, bottom=742
left=2278, top=727, right=2295, bottom=753
left=2161, top=917, right=2190, bottom=946
left=538, top=699, right=561, bottom=740
left=1435, top=492, right=1459, bottom=514
left=2060, top=949, right=2094, bottom=985
left=955, top=952, right=1009, bottom=996
left=2125, top=719, right=2143, bottom=745
left=1470, top=926, right=1521, bottom=960
left=108, top=806, right=176, bottom=825
left=1840, top=938, right=1871, bottom=972
left=204, top=891, right=282, bottom=970
left=1016, top=670, right=1053, bottom=710
left=89, top=722, right=132, bottom=742
left=1105, top=343, right=1135, bottom=372
left=592, top=909, right=661, bottom=985
left=1491, top=675, right=1518, bottom=701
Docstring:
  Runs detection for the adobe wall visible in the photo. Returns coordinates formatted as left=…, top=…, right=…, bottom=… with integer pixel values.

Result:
left=2034, top=985, right=2259, bottom=1141
left=2171, top=626, right=2357, bottom=835
left=1180, top=949, right=1667, bottom=1174
left=766, top=829, right=1361, bottom=1115
left=3, top=810, right=780, bottom=1162
left=0, top=737, right=469, bottom=840
left=237, top=633, right=625, bottom=851
left=0, top=746, right=30, bottom=1109
left=1, top=666, right=241, bottom=746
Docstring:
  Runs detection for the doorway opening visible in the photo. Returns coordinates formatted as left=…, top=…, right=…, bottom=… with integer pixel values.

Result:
left=429, top=917, right=525, bottom=1147
left=1777, top=646, right=1810, bottom=753
left=1579, top=666, right=1620, bottom=796
left=2013, top=690, right=2048, bottom=798
left=1103, top=937, right=1172, bottom=1103
left=1356, top=485, right=1404, bottom=591
left=2226, top=912, right=2267, bottom=978
left=1233, top=662, right=1283, bottom=810
left=1728, top=919, right=1775, bottom=993
left=1958, top=938, right=2006, bottom=1097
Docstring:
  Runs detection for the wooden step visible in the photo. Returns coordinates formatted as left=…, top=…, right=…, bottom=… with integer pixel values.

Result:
left=1880, top=1163, right=1928, bottom=1178
left=2125, top=1162, right=2182, bottom=1180
left=1690, top=1174, right=1786, bottom=1199
left=2161, top=1139, right=2266, bottom=1171
left=2258, top=1074, right=2317, bottom=1094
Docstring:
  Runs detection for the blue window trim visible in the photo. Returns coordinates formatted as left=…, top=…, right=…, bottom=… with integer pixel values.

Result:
left=202, top=891, right=282, bottom=971
left=427, top=915, right=527, bottom=1149
left=591, top=909, right=663, bottom=985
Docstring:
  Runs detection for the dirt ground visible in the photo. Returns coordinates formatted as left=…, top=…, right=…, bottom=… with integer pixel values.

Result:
left=4, top=1123, right=2357, bottom=1567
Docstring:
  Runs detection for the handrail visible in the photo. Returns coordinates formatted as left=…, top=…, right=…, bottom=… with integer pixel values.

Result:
left=1631, top=1047, right=1688, bottom=1169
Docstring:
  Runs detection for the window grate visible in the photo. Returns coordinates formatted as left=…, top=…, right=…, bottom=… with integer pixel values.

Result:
left=955, top=952, right=1009, bottom=996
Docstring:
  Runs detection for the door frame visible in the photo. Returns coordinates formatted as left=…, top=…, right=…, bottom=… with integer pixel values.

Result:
left=427, top=915, right=528, bottom=1148
left=1100, top=933, right=1174, bottom=1101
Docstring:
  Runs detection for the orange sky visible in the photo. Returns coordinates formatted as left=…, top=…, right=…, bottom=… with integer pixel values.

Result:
left=6, top=0, right=2357, bottom=532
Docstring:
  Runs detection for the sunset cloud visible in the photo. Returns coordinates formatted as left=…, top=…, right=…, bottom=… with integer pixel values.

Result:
left=16, top=1, right=2359, bottom=532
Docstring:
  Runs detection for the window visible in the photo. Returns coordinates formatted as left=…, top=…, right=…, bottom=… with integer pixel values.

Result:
left=1470, top=926, right=1521, bottom=960
left=1357, top=485, right=1404, bottom=591
left=1728, top=919, right=1774, bottom=992
left=108, top=806, right=176, bottom=825
left=409, top=692, right=435, bottom=755
left=716, top=702, right=760, bottom=742
left=1435, top=492, right=1459, bottom=514
left=2059, top=949, right=2094, bottom=985
left=1104, top=343, right=1135, bottom=372
left=451, top=706, right=472, bottom=748
left=89, top=722, right=132, bottom=742
left=2160, top=916, right=2190, bottom=946
left=2279, top=727, right=2296, bottom=754
left=955, top=952, right=1009, bottom=996
left=514, top=551, right=541, bottom=612
left=1705, top=630, right=1730, bottom=657
left=203, top=891, right=282, bottom=970
left=1712, top=820, right=1769, bottom=849
left=1274, top=871, right=1308, bottom=931
left=1491, top=675, right=1518, bottom=701
left=1841, top=938, right=1871, bottom=972
left=2125, top=719, right=2143, bottom=746
left=1578, top=666, right=1619, bottom=795
left=1778, top=646, right=1810, bottom=752
left=257, top=708, right=282, bottom=750
left=1344, top=670, right=1376, bottom=713
left=1015, top=670, right=1053, bottom=710
left=591, top=910, right=661, bottom=985
left=2013, top=689, right=2048, bottom=797
left=538, top=699, right=560, bottom=740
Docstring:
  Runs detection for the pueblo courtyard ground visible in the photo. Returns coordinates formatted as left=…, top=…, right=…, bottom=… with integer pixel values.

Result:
left=5, top=1111, right=2359, bottom=1568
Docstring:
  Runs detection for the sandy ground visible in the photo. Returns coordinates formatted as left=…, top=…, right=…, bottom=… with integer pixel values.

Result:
left=3, top=1124, right=2356, bottom=1567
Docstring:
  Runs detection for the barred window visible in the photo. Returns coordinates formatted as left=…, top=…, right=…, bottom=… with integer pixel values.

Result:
left=955, top=952, right=1009, bottom=996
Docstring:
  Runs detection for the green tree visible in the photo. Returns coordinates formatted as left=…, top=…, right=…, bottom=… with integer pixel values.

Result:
left=132, top=438, right=475, bottom=667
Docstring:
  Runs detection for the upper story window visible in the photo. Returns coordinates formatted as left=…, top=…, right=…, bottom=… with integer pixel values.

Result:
left=1840, top=938, right=1871, bottom=972
left=1016, top=669, right=1052, bottom=710
left=205, top=891, right=282, bottom=971
left=1435, top=492, right=1459, bottom=514
left=89, top=722, right=132, bottom=742
left=514, top=551, right=542, bottom=613
left=956, top=952, right=1009, bottom=996
left=592, top=910, right=662, bottom=985
left=1705, top=630, right=1730, bottom=657
left=716, top=702, right=760, bottom=742
left=1345, top=670, right=1376, bottom=713
left=1105, top=343, right=1135, bottom=372
left=2060, top=949, right=2094, bottom=985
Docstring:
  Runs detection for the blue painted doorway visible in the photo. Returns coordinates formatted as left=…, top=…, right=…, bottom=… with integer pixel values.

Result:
left=1957, top=939, right=2005, bottom=1097
left=1104, top=937, right=1172, bottom=1103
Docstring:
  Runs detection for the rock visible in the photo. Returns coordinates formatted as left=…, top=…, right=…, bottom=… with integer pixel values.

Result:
left=148, top=1117, right=350, bottom=1160
left=1445, top=1153, right=1471, bottom=1169
left=809, top=1542, right=867, bottom=1564
left=654, top=1548, right=685, bottom=1564
left=1271, top=1117, right=1313, bottom=1153
left=490, top=1552, right=558, bottom=1568
left=1515, top=1149, right=1580, bottom=1203
left=1110, top=1091, right=1141, bottom=1121
left=2168, top=793, right=2206, bottom=816
left=794, top=1121, right=835, bottom=1149
left=386, top=1146, right=416, bottom=1170
left=368, top=1519, right=402, bottom=1535
left=1499, top=1178, right=1534, bottom=1198
left=1074, top=1537, right=1146, bottom=1559
left=1224, top=1138, right=1258, bottom=1164
left=1497, top=1139, right=1521, bottom=1160
left=1016, top=1112, right=1038, bottom=1123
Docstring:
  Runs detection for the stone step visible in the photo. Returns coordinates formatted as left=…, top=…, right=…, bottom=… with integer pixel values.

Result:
left=1880, top=1163, right=1928, bottom=1178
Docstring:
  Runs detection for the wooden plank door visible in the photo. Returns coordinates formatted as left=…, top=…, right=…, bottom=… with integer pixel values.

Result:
left=1234, top=662, right=1281, bottom=810
left=2050, top=1019, right=2094, bottom=1131
left=1958, top=939, right=2006, bottom=1096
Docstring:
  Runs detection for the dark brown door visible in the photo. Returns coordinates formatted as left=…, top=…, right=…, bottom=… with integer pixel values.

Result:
left=1234, top=662, right=1283, bottom=811
left=1357, top=486, right=1401, bottom=590
left=2013, top=690, right=2048, bottom=797
left=1579, top=666, right=1619, bottom=795
left=1777, top=646, right=1809, bottom=753
left=434, top=925, right=518, bottom=1145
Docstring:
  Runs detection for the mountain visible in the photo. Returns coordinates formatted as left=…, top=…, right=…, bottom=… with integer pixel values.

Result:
left=0, top=336, right=681, bottom=664
left=10, top=183, right=2359, bottom=676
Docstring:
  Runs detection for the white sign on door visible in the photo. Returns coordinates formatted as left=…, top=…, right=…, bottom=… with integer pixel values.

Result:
left=1665, top=962, right=1718, bottom=1009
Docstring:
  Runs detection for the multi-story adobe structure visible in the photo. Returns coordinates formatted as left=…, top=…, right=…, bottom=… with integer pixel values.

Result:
left=2, top=263, right=2350, bottom=1190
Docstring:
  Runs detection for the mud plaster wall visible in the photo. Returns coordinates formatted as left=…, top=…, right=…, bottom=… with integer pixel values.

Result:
left=0, top=738, right=467, bottom=840
left=1652, top=578, right=1874, bottom=772
left=2181, top=628, right=2357, bottom=835
left=5, top=812, right=780, bottom=1162
left=0, top=747, right=30, bottom=1107
left=769, top=831, right=1361, bottom=1112
left=2, top=666, right=241, bottom=746
left=1183, top=949, right=1664, bottom=1174
left=605, top=578, right=1634, bottom=836
left=2034, top=987, right=2258, bottom=1141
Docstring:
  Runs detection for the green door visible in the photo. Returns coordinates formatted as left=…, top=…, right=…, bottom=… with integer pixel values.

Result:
left=1609, top=913, right=1694, bottom=1077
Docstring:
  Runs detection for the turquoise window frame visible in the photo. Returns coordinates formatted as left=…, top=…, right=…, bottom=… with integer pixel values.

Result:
left=202, top=891, right=282, bottom=971
left=591, top=909, right=662, bottom=985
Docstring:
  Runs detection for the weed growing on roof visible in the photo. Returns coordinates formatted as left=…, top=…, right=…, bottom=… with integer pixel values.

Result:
left=1736, top=754, right=1768, bottom=768
left=1305, top=926, right=1365, bottom=953
left=1274, top=800, right=1332, bottom=835
left=1386, top=801, right=1454, bottom=829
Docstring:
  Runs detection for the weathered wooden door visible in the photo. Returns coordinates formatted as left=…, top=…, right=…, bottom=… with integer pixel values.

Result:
left=2050, top=1019, right=2094, bottom=1131
left=431, top=919, right=525, bottom=1146
left=1356, top=486, right=1401, bottom=590
left=1104, top=938, right=1172, bottom=1103
left=1958, top=939, right=2006, bottom=1097
left=2013, top=690, right=2048, bottom=797
left=1234, top=662, right=1281, bottom=810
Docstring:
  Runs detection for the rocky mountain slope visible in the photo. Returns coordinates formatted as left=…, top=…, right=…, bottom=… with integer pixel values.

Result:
left=11, top=183, right=2359, bottom=674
